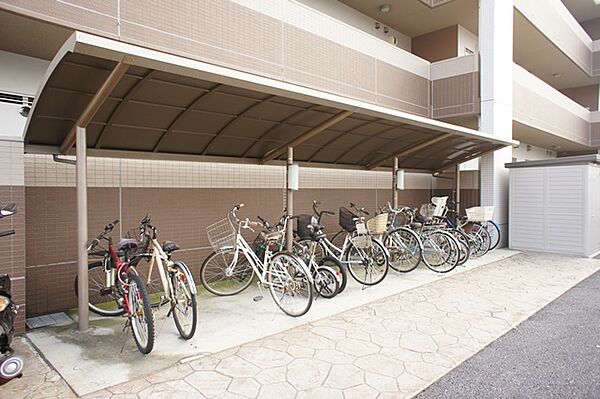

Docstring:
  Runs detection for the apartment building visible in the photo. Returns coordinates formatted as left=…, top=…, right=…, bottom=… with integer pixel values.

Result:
left=0, top=0, right=598, bottom=333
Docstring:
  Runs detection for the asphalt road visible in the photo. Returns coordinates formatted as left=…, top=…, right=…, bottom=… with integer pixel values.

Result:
left=417, top=270, right=600, bottom=399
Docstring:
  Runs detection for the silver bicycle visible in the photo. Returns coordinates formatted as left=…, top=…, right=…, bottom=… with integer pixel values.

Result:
left=200, top=204, right=314, bottom=317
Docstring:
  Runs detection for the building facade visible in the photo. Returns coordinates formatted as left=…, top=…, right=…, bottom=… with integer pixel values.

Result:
left=0, top=0, right=598, bottom=332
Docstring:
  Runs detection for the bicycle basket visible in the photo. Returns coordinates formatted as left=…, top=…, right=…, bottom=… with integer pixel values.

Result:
left=419, top=203, right=436, bottom=218
left=351, top=234, right=372, bottom=249
left=366, top=213, right=388, bottom=235
left=339, top=207, right=357, bottom=233
left=391, top=211, right=410, bottom=228
left=466, top=206, right=494, bottom=222
left=206, top=217, right=236, bottom=252
left=296, top=214, right=314, bottom=240
left=124, top=228, right=148, bottom=255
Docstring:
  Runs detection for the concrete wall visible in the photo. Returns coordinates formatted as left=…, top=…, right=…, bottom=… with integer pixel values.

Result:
left=412, top=25, right=458, bottom=63
left=295, top=0, right=411, bottom=51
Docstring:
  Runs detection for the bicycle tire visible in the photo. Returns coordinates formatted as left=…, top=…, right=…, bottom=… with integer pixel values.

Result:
left=267, top=251, right=313, bottom=317
left=200, top=250, right=254, bottom=296
left=343, top=237, right=389, bottom=285
left=320, top=256, right=347, bottom=294
left=74, top=260, right=125, bottom=317
left=171, top=262, right=198, bottom=340
left=385, top=227, right=422, bottom=273
left=449, top=228, right=470, bottom=266
left=127, top=271, right=155, bottom=354
left=421, top=230, right=458, bottom=273
left=487, top=220, right=501, bottom=250
left=314, top=265, right=339, bottom=299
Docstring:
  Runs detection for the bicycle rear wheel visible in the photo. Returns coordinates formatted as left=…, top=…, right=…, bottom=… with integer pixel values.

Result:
left=385, top=228, right=422, bottom=273
left=320, top=256, right=347, bottom=294
left=74, top=260, right=124, bottom=317
left=314, top=265, right=339, bottom=299
left=171, top=262, right=197, bottom=340
left=267, top=252, right=313, bottom=317
left=127, top=271, right=155, bottom=354
left=200, top=250, right=254, bottom=296
left=343, top=238, right=389, bottom=285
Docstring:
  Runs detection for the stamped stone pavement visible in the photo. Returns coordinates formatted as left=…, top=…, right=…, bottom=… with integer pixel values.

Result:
left=7, top=252, right=600, bottom=398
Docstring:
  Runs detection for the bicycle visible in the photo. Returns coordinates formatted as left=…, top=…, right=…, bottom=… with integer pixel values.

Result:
left=378, top=202, right=423, bottom=273
left=200, top=204, right=313, bottom=317
left=436, top=199, right=492, bottom=258
left=394, top=205, right=461, bottom=273
left=131, top=215, right=198, bottom=340
left=254, top=213, right=340, bottom=299
left=75, top=220, right=155, bottom=354
left=301, top=201, right=389, bottom=287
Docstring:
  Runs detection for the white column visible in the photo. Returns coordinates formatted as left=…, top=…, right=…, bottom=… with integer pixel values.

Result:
left=286, top=147, right=293, bottom=251
left=392, top=157, right=399, bottom=208
left=479, top=0, right=513, bottom=246
left=76, top=126, right=89, bottom=331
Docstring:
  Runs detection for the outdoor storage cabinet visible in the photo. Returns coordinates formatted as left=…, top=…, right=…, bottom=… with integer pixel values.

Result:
left=507, top=155, right=600, bottom=257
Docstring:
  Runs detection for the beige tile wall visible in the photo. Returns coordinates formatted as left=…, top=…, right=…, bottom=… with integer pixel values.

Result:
left=0, top=140, right=25, bottom=333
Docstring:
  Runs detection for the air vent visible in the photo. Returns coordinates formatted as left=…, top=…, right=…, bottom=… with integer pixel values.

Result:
left=0, top=91, right=33, bottom=106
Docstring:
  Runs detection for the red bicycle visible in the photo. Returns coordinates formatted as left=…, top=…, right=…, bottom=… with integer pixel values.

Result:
left=75, top=220, right=155, bottom=354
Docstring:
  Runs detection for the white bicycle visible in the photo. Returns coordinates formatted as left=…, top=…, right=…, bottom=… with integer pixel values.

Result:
left=134, top=215, right=198, bottom=339
left=200, top=204, right=314, bottom=317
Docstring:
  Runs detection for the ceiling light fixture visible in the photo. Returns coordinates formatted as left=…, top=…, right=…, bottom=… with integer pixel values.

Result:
left=379, top=4, right=392, bottom=13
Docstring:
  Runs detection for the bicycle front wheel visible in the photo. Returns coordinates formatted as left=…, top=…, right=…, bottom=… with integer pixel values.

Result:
left=171, top=262, right=198, bottom=340
left=127, top=271, right=155, bottom=354
left=486, top=221, right=501, bottom=250
left=421, top=230, right=458, bottom=273
left=385, top=228, right=422, bottom=273
left=74, top=260, right=124, bottom=317
left=267, top=252, right=313, bottom=317
left=200, top=250, right=254, bottom=296
left=344, top=237, right=389, bottom=285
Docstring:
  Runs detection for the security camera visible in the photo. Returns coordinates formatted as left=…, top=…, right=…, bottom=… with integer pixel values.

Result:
left=19, top=106, right=30, bottom=117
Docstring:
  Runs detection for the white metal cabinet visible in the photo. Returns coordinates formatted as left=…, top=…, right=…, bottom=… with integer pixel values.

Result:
left=508, top=156, right=600, bottom=257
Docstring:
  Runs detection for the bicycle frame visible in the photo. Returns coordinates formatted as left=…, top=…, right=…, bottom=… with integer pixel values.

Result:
left=145, top=238, right=197, bottom=302
left=225, top=218, right=313, bottom=285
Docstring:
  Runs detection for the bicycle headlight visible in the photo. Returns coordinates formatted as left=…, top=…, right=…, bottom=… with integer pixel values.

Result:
left=0, top=296, right=10, bottom=312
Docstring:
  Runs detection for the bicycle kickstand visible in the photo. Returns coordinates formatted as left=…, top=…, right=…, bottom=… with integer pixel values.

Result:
left=253, top=281, right=264, bottom=302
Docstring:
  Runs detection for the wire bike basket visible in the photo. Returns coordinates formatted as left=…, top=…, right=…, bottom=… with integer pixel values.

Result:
left=466, top=206, right=494, bottom=222
left=296, top=214, right=315, bottom=240
left=339, top=207, right=357, bottom=233
left=366, top=213, right=388, bottom=235
left=206, top=216, right=237, bottom=253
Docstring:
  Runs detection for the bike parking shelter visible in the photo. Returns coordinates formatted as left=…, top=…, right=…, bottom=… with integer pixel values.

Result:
left=22, top=32, right=516, bottom=330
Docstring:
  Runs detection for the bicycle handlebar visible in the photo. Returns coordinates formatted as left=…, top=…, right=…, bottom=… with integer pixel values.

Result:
left=312, top=200, right=335, bottom=222
left=88, top=219, right=119, bottom=251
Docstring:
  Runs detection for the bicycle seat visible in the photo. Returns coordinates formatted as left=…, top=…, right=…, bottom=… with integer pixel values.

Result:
left=162, top=240, right=180, bottom=253
left=117, top=238, right=138, bottom=251
left=410, top=222, right=422, bottom=229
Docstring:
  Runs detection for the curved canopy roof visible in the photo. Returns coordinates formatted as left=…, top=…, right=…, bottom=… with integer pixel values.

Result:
left=24, top=32, right=516, bottom=172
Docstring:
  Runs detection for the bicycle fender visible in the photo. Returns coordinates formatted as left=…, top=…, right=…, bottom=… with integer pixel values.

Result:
left=173, top=260, right=197, bottom=295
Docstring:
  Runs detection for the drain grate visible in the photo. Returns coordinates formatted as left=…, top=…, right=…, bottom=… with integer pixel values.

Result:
left=26, top=312, right=73, bottom=329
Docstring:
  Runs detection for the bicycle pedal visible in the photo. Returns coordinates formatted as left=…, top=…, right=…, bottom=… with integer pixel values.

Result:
left=252, top=295, right=263, bottom=302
